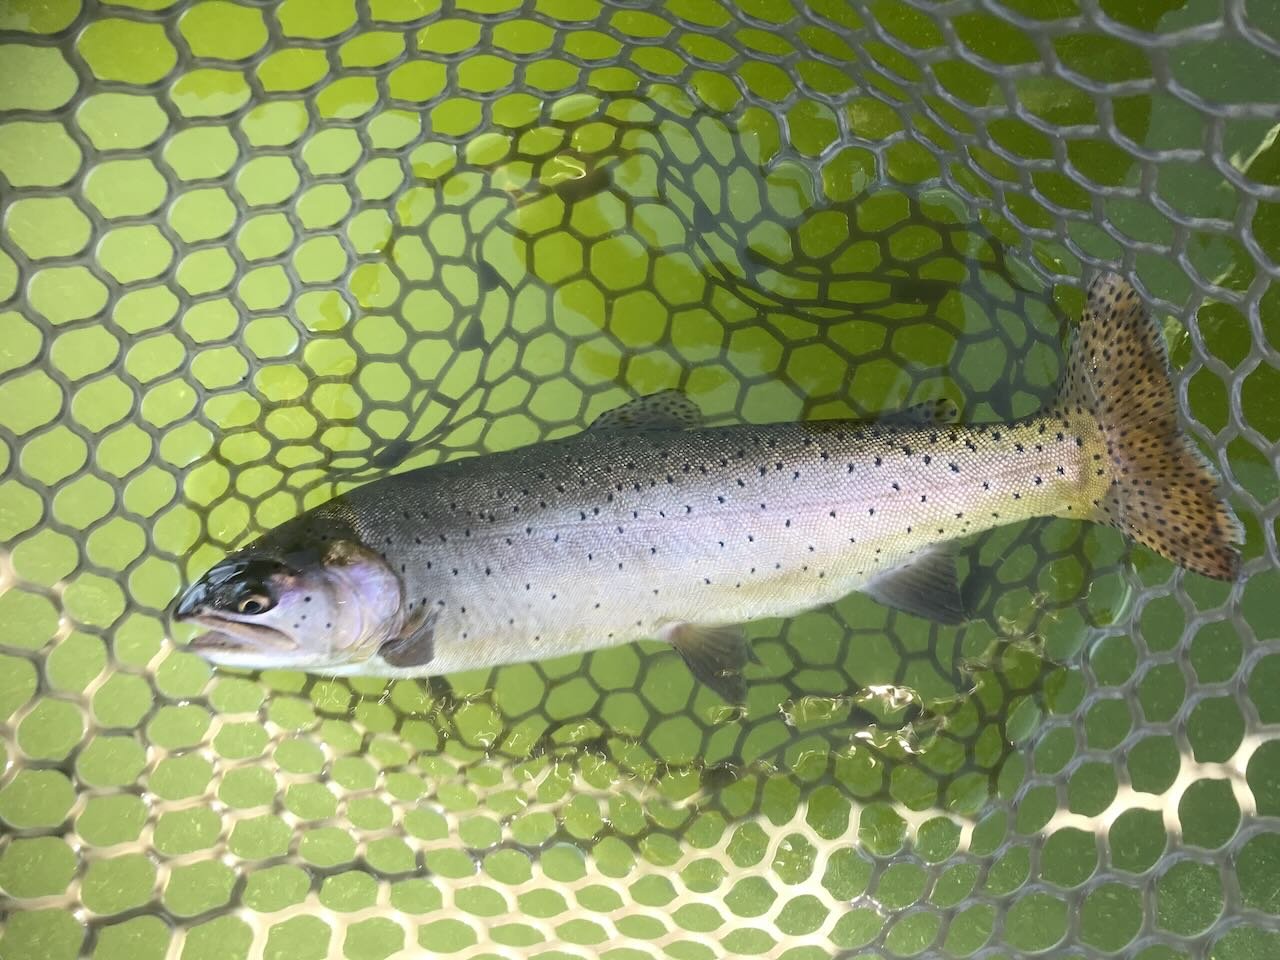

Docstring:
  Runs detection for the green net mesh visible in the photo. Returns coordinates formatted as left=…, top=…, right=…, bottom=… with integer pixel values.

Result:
left=1, top=1, right=1278, bottom=958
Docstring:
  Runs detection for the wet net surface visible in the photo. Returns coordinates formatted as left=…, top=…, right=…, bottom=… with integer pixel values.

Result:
left=1, top=1, right=1279, bottom=958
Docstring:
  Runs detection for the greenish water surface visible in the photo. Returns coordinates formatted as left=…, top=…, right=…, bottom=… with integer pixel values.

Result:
left=0, top=1, right=1278, bottom=959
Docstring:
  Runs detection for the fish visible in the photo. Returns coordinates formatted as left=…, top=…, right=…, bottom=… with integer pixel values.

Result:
left=172, top=274, right=1243, bottom=701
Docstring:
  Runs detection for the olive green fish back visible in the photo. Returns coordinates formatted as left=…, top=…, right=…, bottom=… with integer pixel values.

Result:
left=0, top=2, right=1277, bottom=960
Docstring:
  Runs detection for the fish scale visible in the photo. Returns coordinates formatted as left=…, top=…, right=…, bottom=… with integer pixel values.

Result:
left=173, top=274, right=1243, bottom=701
left=337, top=416, right=1100, bottom=677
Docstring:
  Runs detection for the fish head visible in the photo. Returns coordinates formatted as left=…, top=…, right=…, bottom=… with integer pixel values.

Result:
left=171, top=539, right=404, bottom=671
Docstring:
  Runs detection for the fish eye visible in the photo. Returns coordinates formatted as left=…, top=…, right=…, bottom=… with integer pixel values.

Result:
left=234, top=585, right=274, bottom=616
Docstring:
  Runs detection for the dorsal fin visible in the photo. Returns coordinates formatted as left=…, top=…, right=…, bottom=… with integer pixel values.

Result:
left=589, top=390, right=703, bottom=432
left=880, top=398, right=961, bottom=426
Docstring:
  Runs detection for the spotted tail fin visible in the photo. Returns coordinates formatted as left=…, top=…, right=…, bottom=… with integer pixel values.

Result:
left=1058, top=273, right=1243, bottom=580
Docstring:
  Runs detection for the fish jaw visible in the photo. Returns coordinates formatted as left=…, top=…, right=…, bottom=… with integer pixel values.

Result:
left=182, top=617, right=371, bottom=672
left=187, top=616, right=295, bottom=650
left=183, top=615, right=308, bottom=669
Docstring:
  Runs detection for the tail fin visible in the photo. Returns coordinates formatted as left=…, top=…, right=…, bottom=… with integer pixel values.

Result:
left=1057, top=273, right=1243, bottom=580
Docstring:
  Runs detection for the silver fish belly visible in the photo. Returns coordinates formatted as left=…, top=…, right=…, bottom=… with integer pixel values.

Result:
left=341, top=417, right=1083, bottom=676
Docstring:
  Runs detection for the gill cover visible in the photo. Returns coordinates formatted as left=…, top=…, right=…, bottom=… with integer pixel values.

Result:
left=173, top=539, right=406, bottom=671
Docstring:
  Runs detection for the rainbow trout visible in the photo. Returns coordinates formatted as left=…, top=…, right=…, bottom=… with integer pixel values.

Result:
left=173, top=275, right=1242, bottom=700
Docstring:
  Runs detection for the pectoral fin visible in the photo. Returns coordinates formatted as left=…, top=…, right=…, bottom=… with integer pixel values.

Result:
left=378, top=608, right=437, bottom=668
left=863, top=545, right=968, bottom=625
left=664, top=622, right=754, bottom=703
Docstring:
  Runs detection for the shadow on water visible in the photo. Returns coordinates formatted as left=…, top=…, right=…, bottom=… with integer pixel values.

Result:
left=299, top=89, right=1072, bottom=485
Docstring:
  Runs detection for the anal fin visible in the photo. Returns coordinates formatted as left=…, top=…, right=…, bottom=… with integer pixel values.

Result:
left=863, top=545, right=968, bottom=625
left=663, top=622, right=754, bottom=703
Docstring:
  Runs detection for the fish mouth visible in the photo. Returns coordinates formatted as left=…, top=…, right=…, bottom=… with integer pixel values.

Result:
left=184, top=617, right=298, bottom=655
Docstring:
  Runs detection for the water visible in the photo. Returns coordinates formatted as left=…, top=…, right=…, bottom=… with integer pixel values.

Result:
left=1, top=2, right=1277, bottom=958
